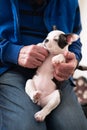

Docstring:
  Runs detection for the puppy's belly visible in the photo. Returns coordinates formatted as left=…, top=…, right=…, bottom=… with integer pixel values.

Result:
left=33, top=75, right=56, bottom=98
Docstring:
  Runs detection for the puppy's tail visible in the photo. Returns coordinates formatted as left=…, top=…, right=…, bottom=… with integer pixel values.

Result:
left=53, top=25, right=57, bottom=30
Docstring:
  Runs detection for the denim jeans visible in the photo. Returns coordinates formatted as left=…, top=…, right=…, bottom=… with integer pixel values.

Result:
left=0, top=67, right=87, bottom=130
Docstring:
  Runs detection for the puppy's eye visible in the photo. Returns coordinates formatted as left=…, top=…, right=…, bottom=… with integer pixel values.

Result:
left=44, top=39, right=49, bottom=43
left=54, top=39, right=58, bottom=42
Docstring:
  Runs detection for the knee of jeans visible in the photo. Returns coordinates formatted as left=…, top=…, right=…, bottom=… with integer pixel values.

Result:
left=1, top=107, right=46, bottom=130
left=1, top=94, right=46, bottom=130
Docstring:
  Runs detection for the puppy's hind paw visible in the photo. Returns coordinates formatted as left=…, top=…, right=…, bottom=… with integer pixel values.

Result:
left=34, top=111, right=46, bottom=122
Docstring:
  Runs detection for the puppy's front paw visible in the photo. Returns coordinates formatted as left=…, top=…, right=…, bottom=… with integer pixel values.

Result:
left=52, top=54, right=65, bottom=64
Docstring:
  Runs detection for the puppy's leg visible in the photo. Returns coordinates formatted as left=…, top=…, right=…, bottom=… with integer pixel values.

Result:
left=34, top=90, right=60, bottom=122
left=25, top=79, right=41, bottom=103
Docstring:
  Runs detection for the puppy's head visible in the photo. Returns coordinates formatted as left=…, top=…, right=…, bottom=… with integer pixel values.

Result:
left=43, top=30, right=79, bottom=54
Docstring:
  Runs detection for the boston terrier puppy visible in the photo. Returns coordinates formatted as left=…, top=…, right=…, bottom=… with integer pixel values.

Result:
left=25, top=29, right=79, bottom=122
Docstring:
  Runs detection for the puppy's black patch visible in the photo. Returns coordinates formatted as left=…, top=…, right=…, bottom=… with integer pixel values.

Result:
left=52, top=77, right=62, bottom=99
left=58, top=34, right=68, bottom=49
left=52, top=77, right=62, bottom=89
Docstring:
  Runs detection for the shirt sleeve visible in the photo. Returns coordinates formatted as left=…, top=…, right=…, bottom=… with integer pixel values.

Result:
left=0, top=39, right=23, bottom=65
left=0, top=1, right=24, bottom=66
left=69, top=4, right=82, bottom=62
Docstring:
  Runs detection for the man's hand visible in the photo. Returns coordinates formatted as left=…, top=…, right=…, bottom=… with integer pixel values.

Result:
left=18, top=45, right=48, bottom=68
left=52, top=51, right=78, bottom=81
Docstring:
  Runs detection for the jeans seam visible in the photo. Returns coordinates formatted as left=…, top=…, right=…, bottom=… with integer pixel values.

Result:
left=0, top=110, right=3, bottom=130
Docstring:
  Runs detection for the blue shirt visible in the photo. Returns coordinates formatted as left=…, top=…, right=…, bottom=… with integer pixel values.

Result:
left=0, top=0, right=82, bottom=75
left=19, top=0, right=48, bottom=45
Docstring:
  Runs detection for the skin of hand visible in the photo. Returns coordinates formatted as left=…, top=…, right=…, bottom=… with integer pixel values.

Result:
left=18, top=45, right=48, bottom=68
left=52, top=51, right=78, bottom=81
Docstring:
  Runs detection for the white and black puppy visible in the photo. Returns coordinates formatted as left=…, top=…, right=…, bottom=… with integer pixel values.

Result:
left=25, top=29, right=79, bottom=122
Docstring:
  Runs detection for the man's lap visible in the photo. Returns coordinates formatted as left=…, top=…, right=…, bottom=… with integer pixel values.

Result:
left=46, top=80, right=87, bottom=130
left=0, top=68, right=87, bottom=130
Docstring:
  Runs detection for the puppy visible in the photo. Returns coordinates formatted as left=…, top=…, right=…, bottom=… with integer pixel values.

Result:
left=25, top=29, right=79, bottom=122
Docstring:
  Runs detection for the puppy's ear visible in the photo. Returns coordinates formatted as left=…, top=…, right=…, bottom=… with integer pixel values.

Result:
left=65, top=34, right=79, bottom=45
